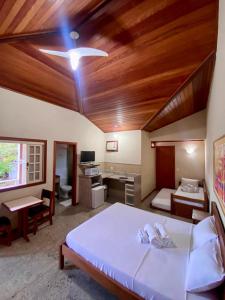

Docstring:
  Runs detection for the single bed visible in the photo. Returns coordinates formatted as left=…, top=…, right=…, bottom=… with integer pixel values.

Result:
left=60, top=202, right=224, bottom=300
left=150, top=188, right=176, bottom=212
left=150, top=181, right=209, bottom=219
left=171, top=181, right=209, bottom=219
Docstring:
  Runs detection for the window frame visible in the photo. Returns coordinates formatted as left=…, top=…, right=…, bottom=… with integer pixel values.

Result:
left=0, top=137, right=47, bottom=193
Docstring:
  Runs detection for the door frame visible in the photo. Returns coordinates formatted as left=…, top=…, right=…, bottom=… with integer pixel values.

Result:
left=52, top=141, right=77, bottom=213
left=155, top=145, right=175, bottom=189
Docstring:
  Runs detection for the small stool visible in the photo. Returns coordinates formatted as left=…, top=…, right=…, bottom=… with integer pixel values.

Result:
left=192, top=209, right=210, bottom=224
left=0, top=216, right=12, bottom=246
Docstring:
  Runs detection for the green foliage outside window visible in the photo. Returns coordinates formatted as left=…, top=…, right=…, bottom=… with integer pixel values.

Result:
left=0, top=143, right=18, bottom=179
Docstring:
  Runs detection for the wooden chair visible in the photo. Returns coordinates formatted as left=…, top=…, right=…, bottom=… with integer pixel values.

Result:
left=28, top=189, right=53, bottom=235
left=0, top=216, right=12, bottom=246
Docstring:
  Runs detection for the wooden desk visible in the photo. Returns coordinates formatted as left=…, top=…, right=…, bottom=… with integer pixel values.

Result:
left=3, top=196, right=43, bottom=242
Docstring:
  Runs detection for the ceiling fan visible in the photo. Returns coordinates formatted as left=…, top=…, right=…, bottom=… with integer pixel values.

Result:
left=39, top=31, right=108, bottom=70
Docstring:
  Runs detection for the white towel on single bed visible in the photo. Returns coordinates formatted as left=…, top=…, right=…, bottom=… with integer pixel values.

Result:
left=154, top=222, right=176, bottom=248
left=144, top=224, right=163, bottom=248
left=137, top=229, right=149, bottom=244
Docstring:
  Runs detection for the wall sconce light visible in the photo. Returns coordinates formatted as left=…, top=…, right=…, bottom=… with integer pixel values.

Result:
left=151, top=142, right=156, bottom=148
left=186, top=145, right=196, bottom=155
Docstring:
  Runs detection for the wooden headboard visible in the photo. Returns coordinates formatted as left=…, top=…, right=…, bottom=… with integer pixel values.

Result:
left=211, top=202, right=225, bottom=299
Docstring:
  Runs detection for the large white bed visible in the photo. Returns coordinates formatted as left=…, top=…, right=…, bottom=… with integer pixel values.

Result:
left=66, top=203, right=218, bottom=300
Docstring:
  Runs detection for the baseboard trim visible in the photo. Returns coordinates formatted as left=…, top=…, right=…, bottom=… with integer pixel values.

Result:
left=141, top=189, right=157, bottom=202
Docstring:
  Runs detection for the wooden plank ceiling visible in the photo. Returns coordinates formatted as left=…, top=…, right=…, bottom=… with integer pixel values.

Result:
left=0, top=0, right=218, bottom=132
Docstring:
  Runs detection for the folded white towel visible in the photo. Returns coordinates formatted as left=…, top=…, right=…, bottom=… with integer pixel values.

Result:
left=144, top=224, right=163, bottom=248
left=154, top=223, right=176, bottom=248
left=137, top=229, right=149, bottom=244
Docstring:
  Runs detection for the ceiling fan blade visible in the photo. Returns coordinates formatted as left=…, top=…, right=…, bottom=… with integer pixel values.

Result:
left=39, top=49, right=69, bottom=58
left=73, top=47, right=108, bottom=57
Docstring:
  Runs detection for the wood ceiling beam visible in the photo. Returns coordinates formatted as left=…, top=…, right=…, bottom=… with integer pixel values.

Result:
left=141, top=50, right=216, bottom=131
left=0, top=30, right=58, bottom=44
left=75, top=0, right=112, bottom=30
left=12, top=43, right=73, bottom=80
left=0, top=0, right=112, bottom=44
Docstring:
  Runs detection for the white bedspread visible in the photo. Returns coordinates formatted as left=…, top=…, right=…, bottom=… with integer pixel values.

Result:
left=66, top=203, right=194, bottom=300
left=175, top=186, right=205, bottom=201
left=173, top=186, right=205, bottom=208
left=152, top=188, right=176, bottom=211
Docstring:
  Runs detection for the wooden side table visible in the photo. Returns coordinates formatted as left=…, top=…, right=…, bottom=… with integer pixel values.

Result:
left=2, top=196, right=43, bottom=242
left=192, top=209, right=210, bottom=224
left=0, top=216, right=12, bottom=246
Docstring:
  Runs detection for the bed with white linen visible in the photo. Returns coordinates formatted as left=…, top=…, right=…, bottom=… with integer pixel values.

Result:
left=174, top=185, right=205, bottom=204
left=62, top=203, right=222, bottom=300
left=171, top=182, right=208, bottom=219
left=151, top=188, right=176, bottom=211
left=151, top=180, right=208, bottom=219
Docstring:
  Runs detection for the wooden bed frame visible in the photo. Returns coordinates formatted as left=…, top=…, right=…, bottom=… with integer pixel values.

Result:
left=150, top=181, right=209, bottom=219
left=60, top=202, right=225, bottom=300
left=171, top=180, right=209, bottom=219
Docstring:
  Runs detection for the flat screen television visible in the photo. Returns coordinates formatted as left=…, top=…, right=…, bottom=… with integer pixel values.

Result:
left=80, top=151, right=95, bottom=163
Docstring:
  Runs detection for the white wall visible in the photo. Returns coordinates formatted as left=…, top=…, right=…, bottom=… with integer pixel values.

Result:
left=104, top=130, right=142, bottom=165
left=141, top=131, right=155, bottom=198
left=149, top=110, right=206, bottom=141
left=141, top=111, right=206, bottom=198
left=0, top=88, right=105, bottom=205
left=205, top=0, right=225, bottom=225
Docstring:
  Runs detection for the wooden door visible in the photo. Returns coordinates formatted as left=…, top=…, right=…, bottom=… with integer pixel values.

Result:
left=156, top=146, right=175, bottom=189
left=71, top=144, right=77, bottom=206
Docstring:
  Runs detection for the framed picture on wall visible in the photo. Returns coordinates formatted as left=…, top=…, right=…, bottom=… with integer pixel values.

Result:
left=106, top=140, right=118, bottom=152
left=214, top=135, right=225, bottom=215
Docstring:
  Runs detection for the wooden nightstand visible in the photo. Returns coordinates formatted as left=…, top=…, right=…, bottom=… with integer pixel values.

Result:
left=192, top=209, right=210, bottom=224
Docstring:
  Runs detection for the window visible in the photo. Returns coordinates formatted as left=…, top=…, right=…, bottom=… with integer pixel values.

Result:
left=0, top=138, right=47, bottom=192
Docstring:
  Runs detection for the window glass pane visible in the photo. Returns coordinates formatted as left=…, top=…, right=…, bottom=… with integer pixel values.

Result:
left=0, top=143, right=19, bottom=189
left=35, top=172, right=40, bottom=180
left=29, top=164, right=34, bottom=172
left=36, top=146, right=40, bottom=154
left=0, top=140, right=46, bottom=191
left=29, top=173, right=34, bottom=182
left=29, top=146, right=34, bottom=154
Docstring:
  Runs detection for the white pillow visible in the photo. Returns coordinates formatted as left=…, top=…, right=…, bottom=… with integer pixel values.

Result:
left=192, top=216, right=218, bottom=250
left=186, top=238, right=224, bottom=293
left=181, top=184, right=199, bottom=193
left=181, top=178, right=199, bottom=188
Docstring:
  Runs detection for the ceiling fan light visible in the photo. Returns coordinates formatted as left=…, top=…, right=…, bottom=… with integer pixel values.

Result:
left=70, top=57, right=79, bottom=70
left=69, top=51, right=80, bottom=70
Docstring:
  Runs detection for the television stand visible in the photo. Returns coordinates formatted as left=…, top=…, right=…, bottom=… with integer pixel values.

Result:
left=79, top=163, right=100, bottom=170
